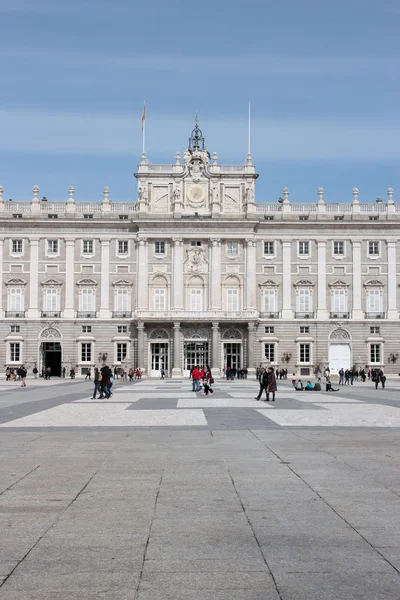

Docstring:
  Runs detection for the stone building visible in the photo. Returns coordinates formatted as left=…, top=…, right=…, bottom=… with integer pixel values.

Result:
left=0, top=122, right=399, bottom=377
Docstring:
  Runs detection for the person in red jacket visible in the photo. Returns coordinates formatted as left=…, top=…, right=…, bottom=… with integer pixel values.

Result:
left=191, top=366, right=201, bottom=392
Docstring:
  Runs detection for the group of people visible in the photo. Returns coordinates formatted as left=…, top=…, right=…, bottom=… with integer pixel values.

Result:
left=5, top=365, right=27, bottom=386
left=190, top=365, right=214, bottom=395
left=255, top=367, right=277, bottom=401
left=223, top=366, right=248, bottom=380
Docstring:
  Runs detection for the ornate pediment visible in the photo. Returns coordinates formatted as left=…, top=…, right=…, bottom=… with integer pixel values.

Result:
left=329, top=279, right=349, bottom=288
left=41, top=278, right=62, bottom=287
left=364, top=279, right=384, bottom=287
left=112, top=279, right=133, bottom=287
left=6, top=278, right=26, bottom=286
left=259, top=279, right=278, bottom=288
left=294, top=279, right=314, bottom=287
left=76, top=278, right=97, bottom=286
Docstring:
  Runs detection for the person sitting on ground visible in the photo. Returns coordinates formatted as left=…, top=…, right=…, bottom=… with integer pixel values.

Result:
left=305, top=381, right=314, bottom=390
left=326, top=376, right=339, bottom=392
left=294, top=379, right=304, bottom=391
left=313, top=382, right=321, bottom=391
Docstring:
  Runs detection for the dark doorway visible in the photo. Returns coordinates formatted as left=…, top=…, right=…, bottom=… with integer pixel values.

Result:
left=42, top=342, right=62, bottom=377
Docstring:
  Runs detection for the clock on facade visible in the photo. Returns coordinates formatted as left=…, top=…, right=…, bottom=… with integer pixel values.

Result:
left=187, top=184, right=206, bottom=204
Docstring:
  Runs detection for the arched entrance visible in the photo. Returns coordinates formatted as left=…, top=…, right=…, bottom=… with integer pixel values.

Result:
left=149, top=329, right=169, bottom=378
left=328, top=328, right=351, bottom=375
left=183, top=328, right=210, bottom=377
left=39, top=327, right=62, bottom=376
left=222, top=328, right=243, bottom=371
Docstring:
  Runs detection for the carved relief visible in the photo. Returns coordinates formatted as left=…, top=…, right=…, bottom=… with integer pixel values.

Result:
left=40, top=327, right=62, bottom=339
left=183, top=327, right=210, bottom=340
left=222, top=327, right=243, bottom=340
left=149, top=328, right=169, bottom=340
left=152, top=186, right=169, bottom=213
left=224, top=186, right=240, bottom=213
left=329, top=328, right=351, bottom=340
left=184, top=247, right=208, bottom=274
left=188, top=159, right=204, bottom=182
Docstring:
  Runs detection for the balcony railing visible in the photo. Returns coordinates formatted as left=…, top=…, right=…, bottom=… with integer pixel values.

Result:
left=365, top=312, right=385, bottom=319
left=5, top=311, right=26, bottom=318
left=112, top=311, right=132, bottom=318
left=41, top=311, right=61, bottom=318
left=295, top=312, right=314, bottom=319
left=77, top=311, right=96, bottom=318
left=330, top=312, right=350, bottom=319
left=260, top=312, right=280, bottom=319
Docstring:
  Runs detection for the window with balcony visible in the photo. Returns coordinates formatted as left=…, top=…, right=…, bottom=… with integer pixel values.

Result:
left=190, top=288, right=203, bottom=312
left=154, top=289, right=166, bottom=311
left=43, top=288, right=60, bottom=316
left=81, top=343, right=92, bottom=362
left=154, top=241, right=165, bottom=256
left=227, top=241, right=238, bottom=258
left=227, top=288, right=239, bottom=312
left=117, top=241, right=129, bottom=256
left=296, top=288, right=312, bottom=317
left=11, top=239, right=23, bottom=255
left=116, top=343, right=128, bottom=363
left=7, top=288, right=24, bottom=313
left=370, top=343, right=381, bottom=364
left=79, top=288, right=96, bottom=315
left=366, top=289, right=382, bottom=317
left=114, top=288, right=130, bottom=314
left=331, top=289, right=347, bottom=315
left=263, top=289, right=277, bottom=314
left=264, top=343, right=275, bottom=362
left=299, top=343, right=311, bottom=363
left=9, top=342, right=21, bottom=363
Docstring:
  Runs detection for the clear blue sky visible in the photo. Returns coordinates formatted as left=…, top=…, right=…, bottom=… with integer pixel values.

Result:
left=0, top=0, right=399, bottom=204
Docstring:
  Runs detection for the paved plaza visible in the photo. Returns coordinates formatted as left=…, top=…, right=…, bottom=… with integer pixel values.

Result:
left=0, top=376, right=399, bottom=599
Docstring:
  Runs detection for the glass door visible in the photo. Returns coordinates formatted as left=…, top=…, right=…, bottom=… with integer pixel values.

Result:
left=223, top=342, right=242, bottom=371
left=183, top=341, right=209, bottom=377
left=150, top=343, right=169, bottom=377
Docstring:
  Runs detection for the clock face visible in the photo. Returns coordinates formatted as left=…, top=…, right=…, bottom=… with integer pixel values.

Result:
left=187, top=184, right=206, bottom=204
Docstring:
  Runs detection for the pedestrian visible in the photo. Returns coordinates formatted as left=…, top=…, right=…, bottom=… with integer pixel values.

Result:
left=62, top=366, right=66, bottom=378
left=191, top=365, right=201, bottom=392
left=20, top=365, right=27, bottom=387
left=85, top=368, right=91, bottom=381
left=100, top=364, right=112, bottom=398
left=350, top=369, right=354, bottom=385
left=380, top=371, right=386, bottom=389
left=92, top=367, right=101, bottom=399
left=338, top=368, right=344, bottom=385
left=203, top=365, right=214, bottom=396
left=160, top=368, right=165, bottom=379
left=33, top=366, right=38, bottom=379
left=128, top=368, right=133, bottom=382
left=5, top=367, right=10, bottom=381
left=46, top=366, right=51, bottom=380
left=70, top=367, right=75, bottom=379
left=291, top=373, right=296, bottom=387
left=254, top=367, right=266, bottom=400
left=266, top=367, right=277, bottom=401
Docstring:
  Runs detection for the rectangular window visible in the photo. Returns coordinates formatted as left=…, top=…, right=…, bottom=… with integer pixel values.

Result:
left=11, top=239, right=23, bottom=255
left=190, top=241, right=202, bottom=247
left=82, top=325, right=92, bottom=333
left=118, top=241, right=129, bottom=255
left=117, top=343, right=128, bottom=362
left=263, top=241, right=275, bottom=256
left=298, top=241, right=310, bottom=256
left=190, top=288, right=203, bottom=311
left=83, top=214, right=93, bottom=219
left=47, top=240, right=58, bottom=254
left=43, top=288, right=60, bottom=312
left=154, top=289, right=165, bottom=311
left=264, top=343, right=275, bottom=362
left=119, top=214, right=128, bottom=220
left=82, top=240, right=94, bottom=255
left=154, top=241, right=165, bottom=255
left=10, top=325, right=20, bottom=333
left=370, top=344, right=381, bottom=363
left=370, top=326, right=380, bottom=334
left=265, top=326, right=274, bottom=334
left=368, top=241, right=379, bottom=256
left=332, top=289, right=346, bottom=313
left=79, top=288, right=95, bottom=312
left=115, top=288, right=129, bottom=312
left=10, top=342, right=20, bottom=362
left=333, top=241, right=344, bottom=256
left=300, top=326, right=310, bottom=334
left=8, top=288, right=24, bottom=312
left=299, top=343, right=311, bottom=363
left=117, top=325, right=128, bottom=333
left=263, top=289, right=276, bottom=313
left=48, top=214, right=58, bottom=219
left=367, top=290, right=381, bottom=313
left=227, top=241, right=238, bottom=257
left=297, top=289, right=311, bottom=313
left=227, top=288, right=239, bottom=312
left=81, top=343, right=92, bottom=362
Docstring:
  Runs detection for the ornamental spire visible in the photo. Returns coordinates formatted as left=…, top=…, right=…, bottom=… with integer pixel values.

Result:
left=188, top=116, right=206, bottom=151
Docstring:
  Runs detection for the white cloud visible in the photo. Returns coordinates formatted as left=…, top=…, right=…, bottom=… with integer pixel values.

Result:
left=0, top=108, right=398, bottom=161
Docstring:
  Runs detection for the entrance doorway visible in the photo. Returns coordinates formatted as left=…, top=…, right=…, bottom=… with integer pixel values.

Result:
left=329, top=343, right=351, bottom=375
left=150, top=343, right=169, bottom=377
left=41, top=342, right=62, bottom=376
left=223, top=342, right=242, bottom=371
left=183, top=341, right=209, bottom=377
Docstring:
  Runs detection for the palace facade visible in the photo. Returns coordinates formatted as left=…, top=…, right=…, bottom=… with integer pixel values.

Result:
left=0, top=123, right=399, bottom=377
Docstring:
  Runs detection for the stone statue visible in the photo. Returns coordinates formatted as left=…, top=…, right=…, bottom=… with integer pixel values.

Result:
left=138, top=186, right=147, bottom=204
left=246, top=187, right=254, bottom=204
left=173, top=187, right=181, bottom=202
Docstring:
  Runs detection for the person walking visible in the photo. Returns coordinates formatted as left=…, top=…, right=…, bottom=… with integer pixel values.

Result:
left=266, top=367, right=277, bottom=402
left=338, top=368, right=344, bottom=385
left=160, top=368, right=165, bottom=379
left=379, top=370, right=386, bottom=389
left=85, top=368, right=91, bottom=381
left=100, top=365, right=112, bottom=398
left=191, top=365, right=201, bottom=392
left=344, top=369, right=350, bottom=385
left=92, top=368, right=101, bottom=399
left=62, top=366, right=66, bottom=378
left=20, top=365, right=27, bottom=387
left=203, top=365, right=214, bottom=396
left=254, top=367, right=266, bottom=400
left=32, top=366, right=38, bottom=379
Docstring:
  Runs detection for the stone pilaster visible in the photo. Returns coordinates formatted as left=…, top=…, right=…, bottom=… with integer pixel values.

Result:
left=316, top=241, right=329, bottom=319
left=245, top=238, right=256, bottom=310
left=281, top=241, right=293, bottom=319
left=172, top=238, right=184, bottom=310
left=211, top=322, right=220, bottom=376
left=137, top=321, right=145, bottom=372
left=137, top=238, right=148, bottom=309
left=210, top=239, right=221, bottom=310
left=0, top=240, right=3, bottom=317
left=387, top=241, right=398, bottom=319
left=27, top=240, right=40, bottom=318
left=99, top=240, right=111, bottom=318
left=351, top=241, right=363, bottom=319
left=247, top=322, right=256, bottom=375
left=172, top=321, right=182, bottom=378
left=64, top=239, right=75, bottom=319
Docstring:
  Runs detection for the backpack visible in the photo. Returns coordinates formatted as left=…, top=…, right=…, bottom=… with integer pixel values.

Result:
left=98, top=374, right=103, bottom=382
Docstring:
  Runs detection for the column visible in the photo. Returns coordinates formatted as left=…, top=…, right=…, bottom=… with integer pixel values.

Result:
left=99, top=240, right=111, bottom=318
left=64, top=239, right=75, bottom=319
left=137, top=238, right=148, bottom=310
left=0, top=240, right=3, bottom=318
left=27, top=239, right=39, bottom=318
left=137, top=321, right=144, bottom=371
left=281, top=241, right=293, bottom=319
left=211, top=322, right=220, bottom=376
left=387, top=241, right=398, bottom=319
left=352, top=241, right=363, bottom=319
left=172, top=321, right=182, bottom=377
left=245, top=238, right=256, bottom=310
left=316, top=241, right=329, bottom=319
left=247, top=322, right=256, bottom=375
left=172, top=238, right=184, bottom=310
left=210, top=239, right=221, bottom=310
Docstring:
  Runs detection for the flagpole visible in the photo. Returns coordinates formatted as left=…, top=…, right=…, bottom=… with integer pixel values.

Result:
left=142, top=101, right=146, bottom=154
left=248, top=101, right=251, bottom=155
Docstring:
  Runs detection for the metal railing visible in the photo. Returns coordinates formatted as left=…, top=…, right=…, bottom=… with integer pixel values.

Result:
left=112, top=311, right=132, bottom=318
left=330, top=312, right=350, bottom=319
left=294, top=312, right=314, bottom=319
left=365, top=312, right=385, bottom=319
left=41, top=311, right=61, bottom=318
left=259, top=312, right=280, bottom=319
left=76, top=311, right=96, bottom=318
left=5, top=311, right=26, bottom=318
